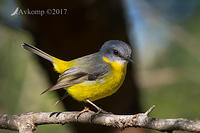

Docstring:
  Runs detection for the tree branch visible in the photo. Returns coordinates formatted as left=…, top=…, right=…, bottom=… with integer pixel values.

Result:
left=0, top=106, right=200, bottom=133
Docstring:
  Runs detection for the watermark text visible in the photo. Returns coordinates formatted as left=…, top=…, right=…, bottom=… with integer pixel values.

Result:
left=11, top=8, right=68, bottom=16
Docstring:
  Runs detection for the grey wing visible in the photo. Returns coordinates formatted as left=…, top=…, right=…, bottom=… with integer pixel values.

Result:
left=59, top=58, right=110, bottom=82
left=41, top=56, right=110, bottom=95
left=73, top=53, right=110, bottom=78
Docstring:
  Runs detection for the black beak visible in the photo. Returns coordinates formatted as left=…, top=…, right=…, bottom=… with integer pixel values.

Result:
left=127, top=57, right=133, bottom=63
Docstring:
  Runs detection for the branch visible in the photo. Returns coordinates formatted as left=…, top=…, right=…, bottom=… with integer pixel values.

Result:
left=0, top=105, right=200, bottom=133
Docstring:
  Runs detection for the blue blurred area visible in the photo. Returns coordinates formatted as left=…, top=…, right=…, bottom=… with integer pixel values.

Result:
left=148, top=0, right=197, bottom=22
left=124, top=0, right=199, bottom=65
left=0, top=0, right=22, bottom=29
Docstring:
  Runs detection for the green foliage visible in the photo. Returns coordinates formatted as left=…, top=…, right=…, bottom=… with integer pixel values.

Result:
left=0, top=25, right=67, bottom=133
left=141, top=23, right=200, bottom=133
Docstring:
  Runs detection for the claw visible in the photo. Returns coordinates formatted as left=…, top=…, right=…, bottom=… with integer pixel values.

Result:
left=96, top=109, right=110, bottom=114
left=76, top=107, right=92, bottom=120
left=90, top=109, right=112, bottom=121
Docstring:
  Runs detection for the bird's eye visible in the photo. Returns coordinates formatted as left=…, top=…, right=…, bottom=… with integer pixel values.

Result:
left=113, top=50, right=119, bottom=55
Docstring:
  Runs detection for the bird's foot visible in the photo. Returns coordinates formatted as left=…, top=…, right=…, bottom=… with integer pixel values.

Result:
left=76, top=107, right=92, bottom=120
left=96, top=108, right=109, bottom=114
left=90, top=108, right=112, bottom=121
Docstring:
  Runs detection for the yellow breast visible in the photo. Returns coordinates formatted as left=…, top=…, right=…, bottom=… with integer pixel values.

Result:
left=67, top=56, right=127, bottom=102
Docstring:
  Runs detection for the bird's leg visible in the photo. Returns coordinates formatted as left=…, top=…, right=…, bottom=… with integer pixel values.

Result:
left=76, top=99, right=110, bottom=119
left=86, top=99, right=108, bottom=114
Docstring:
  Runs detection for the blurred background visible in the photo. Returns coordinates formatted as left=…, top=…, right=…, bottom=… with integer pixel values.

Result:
left=0, top=0, right=200, bottom=133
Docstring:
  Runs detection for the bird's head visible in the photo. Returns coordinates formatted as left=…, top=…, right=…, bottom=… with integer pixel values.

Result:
left=100, top=40, right=133, bottom=65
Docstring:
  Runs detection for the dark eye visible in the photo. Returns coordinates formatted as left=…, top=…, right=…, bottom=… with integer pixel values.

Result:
left=113, top=50, right=119, bottom=55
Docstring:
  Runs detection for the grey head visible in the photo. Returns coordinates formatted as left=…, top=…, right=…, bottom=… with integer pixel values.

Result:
left=99, top=40, right=133, bottom=65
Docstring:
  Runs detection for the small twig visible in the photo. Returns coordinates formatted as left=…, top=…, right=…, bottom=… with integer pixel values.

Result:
left=0, top=106, right=200, bottom=133
left=144, top=105, right=155, bottom=115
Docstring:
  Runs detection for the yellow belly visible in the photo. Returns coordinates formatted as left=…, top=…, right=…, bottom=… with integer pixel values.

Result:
left=67, top=61, right=127, bottom=102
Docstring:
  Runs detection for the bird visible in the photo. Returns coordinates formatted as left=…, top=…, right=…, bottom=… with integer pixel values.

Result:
left=22, top=40, right=133, bottom=114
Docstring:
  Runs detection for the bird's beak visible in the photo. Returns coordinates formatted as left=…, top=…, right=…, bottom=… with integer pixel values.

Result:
left=127, top=57, right=133, bottom=63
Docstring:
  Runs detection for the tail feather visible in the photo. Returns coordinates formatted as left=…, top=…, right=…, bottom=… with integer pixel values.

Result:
left=22, top=43, right=70, bottom=74
left=22, top=43, right=54, bottom=62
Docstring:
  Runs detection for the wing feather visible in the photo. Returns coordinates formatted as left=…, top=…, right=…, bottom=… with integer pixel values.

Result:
left=41, top=69, right=88, bottom=95
left=41, top=53, right=110, bottom=94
